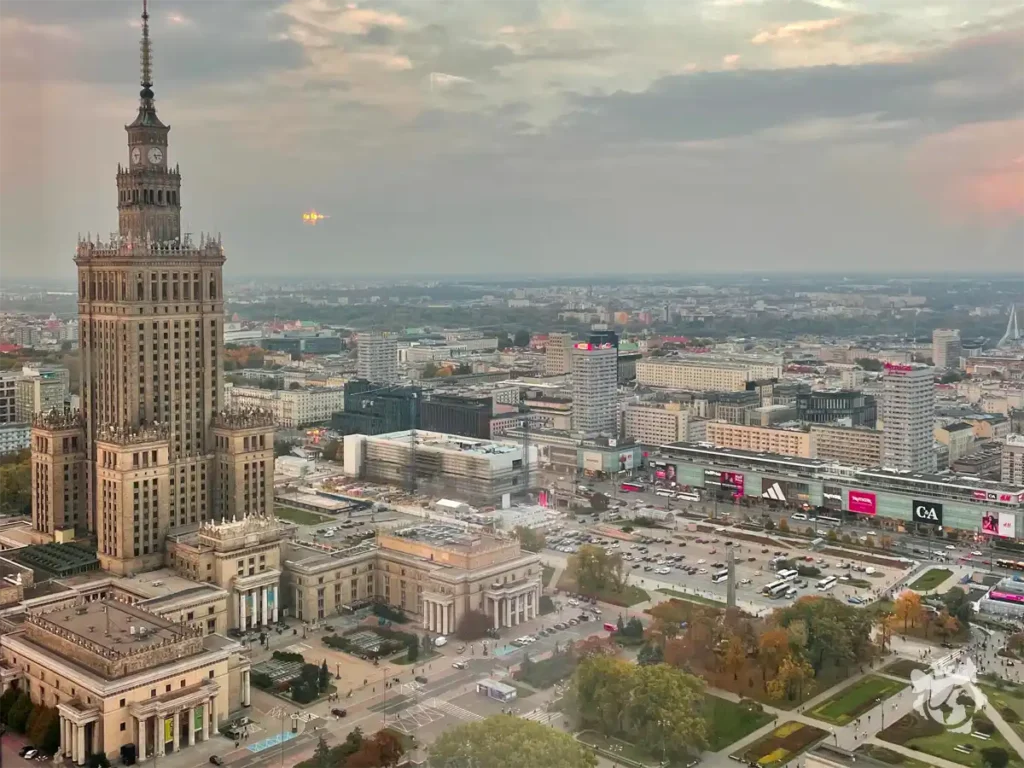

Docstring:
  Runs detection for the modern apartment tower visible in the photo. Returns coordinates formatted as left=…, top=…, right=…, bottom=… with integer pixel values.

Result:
left=30, top=3, right=275, bottom=574
left=357, top=332, right=399, bottom=384
left=571, top=341, right=618, bottom=436
left=881, top=363, right=937, bottom=473
left=932, top=328, right=962, bottom=369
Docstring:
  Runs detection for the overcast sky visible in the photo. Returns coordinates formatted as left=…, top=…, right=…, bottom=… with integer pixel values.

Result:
left=1, top=0, right=1022, bottom=279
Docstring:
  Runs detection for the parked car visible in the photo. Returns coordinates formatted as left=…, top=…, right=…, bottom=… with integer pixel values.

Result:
left=452, top=661, right=467, bottom=670
left=415, top=675, right=428, bottom=684
left=209, top=758, right=225, bottom=766
left=19, top=747, right=36, bottom=758
left=331, top=708, right=348, bottom=718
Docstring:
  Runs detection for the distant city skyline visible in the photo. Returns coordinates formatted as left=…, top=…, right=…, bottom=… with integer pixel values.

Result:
left=1, top=0, right=1022, bottom=279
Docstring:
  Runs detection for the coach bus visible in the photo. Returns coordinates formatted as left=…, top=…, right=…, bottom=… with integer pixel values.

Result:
left=620, top=482, right=645, bottom=493
left=996, top=559, right=1024, bottom=572
left=777, top=569, right=799, bottom=583
left=817, top=576, right=838, bottom=592
left=763, top=581, right=789, bottom=598
left=711, top=570, right=730, bottom=584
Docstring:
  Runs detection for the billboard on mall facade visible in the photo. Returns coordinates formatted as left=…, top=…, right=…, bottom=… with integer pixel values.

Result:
left=911, top=500, right=943, bottom=527
left=983, top=511, right=1017, bottom=539
left=761, top=478, right=811, bottom=505
left=704, top=468, right=744, bottom=498
left=652, top=461, right=678, bottom=486
left=847, top=490, right=877, bottom=515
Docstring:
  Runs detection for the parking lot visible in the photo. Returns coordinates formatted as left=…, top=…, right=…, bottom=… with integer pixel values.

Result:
left=546, top=524, right=907, bottom=613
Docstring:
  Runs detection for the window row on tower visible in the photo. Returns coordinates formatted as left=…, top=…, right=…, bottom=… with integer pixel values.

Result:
left=82, top=271, right=219, bottom=303
left=119, top=188, right=178, bottom=206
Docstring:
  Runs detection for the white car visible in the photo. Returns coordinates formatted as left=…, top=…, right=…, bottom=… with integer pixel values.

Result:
left=946, top=544, right=956, bottom=551
left=656, top=567, right=671, bottom=575
left=972, top=551, right=984, bottom=557
left=697, top=559, right=706, bottom=565
left=568, top=599, right=579, bottom=607
left=740, top=578, right=751, bottom=585
left=452, top=660, right=468, bottom=670
left=698, top=568, right=708, bottom=574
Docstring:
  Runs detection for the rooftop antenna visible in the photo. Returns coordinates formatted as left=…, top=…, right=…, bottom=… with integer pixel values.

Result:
left=140, top=0, right=154, bottom=105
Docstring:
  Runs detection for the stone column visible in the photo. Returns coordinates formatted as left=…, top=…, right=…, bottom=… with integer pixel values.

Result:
left=156, top=716, right=165, bottom=757
left=92, top=720, right=101, bottom=755
left=137, top=717, right=146, bottom=762
left=237, top=591, right=245, bottom=629
left=262, top=586, right=269, bottom=628
left=171, top=710, right=180, bottom=753
left=188, top=707, right=196, bottom=746
left=444, top=604, right=450, bottom=636
left=505, top=597, right=511, bottom=628
left=422, top=599, right=430, bottom=630
left=60, top=717, right=67, bottom=758
left=210, top=696, right=217, bottom=733
left=243, top=670, right=251, bottom=707
left=492, top=598, right=499, bottom=629
left=202, top=701, right=210, bottom=742
left=76, top=723, right=86, bottom=766
left=271, top=586, right=279, bottom=623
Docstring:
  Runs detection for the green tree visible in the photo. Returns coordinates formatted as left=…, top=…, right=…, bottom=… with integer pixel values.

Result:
left=319, top=659, right=330, bottom=692
left=514, top=526, right=545, bottom=553
left=429, top=716, right=597, bottom=768
left=942, top=586, right=972, bottom=625
left=7, top=691, right=33, bottom=732
left=513, top=329, right=531, bottom=348
left=0, top=688, right=18, bottom=724
left=456, top=609, right=492, bottom=641
left=854, top=357, right=883, bottom=372
left=981, top=746, right=1009, bottom=768
left=589, top=492, right=609, bottom=512
left=314, top=735, right=332, bottom=768
left=422, top=362, right=439, bottom=379
left=637, top=643, right=664, bottom=665
left=406, top=638, right=419, bottom=662
left=346, top=728, right=406, bottom=767
left=567, top=544, right=625, bottom=595
left=0, top=450, right=31, bottom=516
left=626, top=663, right=708, bottom=760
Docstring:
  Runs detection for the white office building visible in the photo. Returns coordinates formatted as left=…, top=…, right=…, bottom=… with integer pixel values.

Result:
left=571, top=342, right=618, bottom=437
left=882, top=363, right=937, bottom=472
left=357, top=332, right=399, bottom=384
left=932, top=328, right=962, bottom=369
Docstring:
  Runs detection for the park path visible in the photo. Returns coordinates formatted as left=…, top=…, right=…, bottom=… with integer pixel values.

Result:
left=863, top=737, right=968, bottom=768
left=985, top=705, right=1024, bottom=758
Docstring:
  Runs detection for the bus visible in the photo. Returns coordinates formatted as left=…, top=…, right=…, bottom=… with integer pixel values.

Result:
left=712, top=570, right=729, bottom=584
left=816, top=516, right=841, bottom=527
left=817, top=576, right=838, bottom=592
left=763, top=581, right=789, bottom=598
left=655, top=489, right=675, bottom=498
left=620, top=482, right=645, bottom=493
left=675, top=490, right=701, bottom=502
left=777, top=569, right=799, bottom=583
left=996, top=559, right=1024, bottom=572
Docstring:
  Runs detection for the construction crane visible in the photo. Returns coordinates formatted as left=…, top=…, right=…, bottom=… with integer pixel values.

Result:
left=518, top=401, right=531, bottom=499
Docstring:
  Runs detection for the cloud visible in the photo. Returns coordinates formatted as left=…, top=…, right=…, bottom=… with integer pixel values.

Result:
left=752, top=17, right=848, bottom=44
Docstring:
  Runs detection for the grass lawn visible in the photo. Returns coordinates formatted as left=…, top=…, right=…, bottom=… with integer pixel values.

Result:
left=808, top=674, right=907, bottom=725
left=882, top=659, right=932, bottom=681
left=576, top=731, right=660, bottom=767
left=909, top=568, right=953, bottom=591
left=855, top=744, right=934, bottom=768
left=660, top=589, right=726, bottom=607
left=733, top=721, right=828, bottom=768
left=703, top=695, right=773, bottom=751
left=978, top=676, right=1024, bottom=739
left=542, top=564, right=556, bottom=588
left=274, top=505, right=332, bottom=526
left=879, top=712, right=1024, bottom=768
left=557, top=571, right=650, bottom=607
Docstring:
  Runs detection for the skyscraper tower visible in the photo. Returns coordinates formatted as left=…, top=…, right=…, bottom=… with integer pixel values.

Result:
left=571, top=341, right=618, bottom=436
left=30, top=1, right=274, bottom=574
left=881, top=363, right=937, bottom=473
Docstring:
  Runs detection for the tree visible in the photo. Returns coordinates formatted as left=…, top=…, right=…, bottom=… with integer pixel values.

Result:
left=723, top=634, right=747, bottom=681
left=289, top=382, right=304, bottom=390
left=767, top=655, right=816, bottom=703
left=0, top=688, right=18, bottom=725
left=7, top=691, right=33, bottom=732
left=826, top=529, right=838, bottom=543
left=496, top=332, right=513, bottom=351
left=0, top=450, right=31, bottom=516
left=429, top=716, right=597, bottom=768
left=942, top=587, right=972, bottom=626
left=589, top=492, right=609, bottom=512
left=855, top=357, right=883, bottom=372
left=514, top=526, right=545, bottom=553
left=894, top=591, right=924, bottom=631
left=623, top=663, right=708, bottom=760
left=637, top=643, right=664, bottom=665
left=319, top=659, right=330, bottom=692
left=346, top=729, right=406, bottom=768
left=778, top=517, right=789, bottom=533
left=865, top=534, right=876, bottom=548
left=880, top=535, right=893, bottom=550
left=406, top=638, right=419, bottom=662
left=422, top=362, right=439, bottom=379
left=456, top=610, right=492, bottom=641
left=313, top=735, right=332, bottom=768
left=320, top=440, right=342, bottom=462
left=757, top=628, right=791, bottom=684
left=567, top=544, right=625, bottom=595
left=981, top=747, right=1010, bottom=768
left=513, top=329, right=531, bottom=348
left=574, top=635, right=619, bottom=660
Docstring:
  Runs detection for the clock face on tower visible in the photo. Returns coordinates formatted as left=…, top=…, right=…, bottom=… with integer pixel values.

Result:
left=131, top=147, right=141, bottom=164
left=148, top=147, right=163, bottom=165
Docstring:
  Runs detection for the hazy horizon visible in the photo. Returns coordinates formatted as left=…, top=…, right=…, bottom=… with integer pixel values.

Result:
left=2, top=0, right=1022, bottom=280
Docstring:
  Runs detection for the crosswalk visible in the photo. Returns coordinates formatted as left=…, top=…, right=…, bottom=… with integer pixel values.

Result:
left=521, top=709, right=559, bottom=725
left=424, top=697, right=485, bottom=722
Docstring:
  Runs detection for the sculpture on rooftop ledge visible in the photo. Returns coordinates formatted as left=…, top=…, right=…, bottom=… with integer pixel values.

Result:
left=213, top=407, right=276, bottom=429
left=32, top=407, right=83, bottom=430
left=96, top=421, right=170, bottom=445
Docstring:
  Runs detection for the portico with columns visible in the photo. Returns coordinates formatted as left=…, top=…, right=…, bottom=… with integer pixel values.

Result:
left=58, top=701, right=101, bottom=767
left=421, top=593, right=455, bottom=636
left=233, top=570, right=280, bottom=631
left=484, top=579, right=542, bottom=630
left=128, top=679, right=222, bottom=762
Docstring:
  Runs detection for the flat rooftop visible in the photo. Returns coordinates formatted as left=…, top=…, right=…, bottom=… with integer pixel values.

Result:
left=374, top=430, right=519, bottom=455
left=8, top=542, right=99, bottom=579
left=36, top=600, right=184, bottom=653
left=388, top=523, right=511, bottom=553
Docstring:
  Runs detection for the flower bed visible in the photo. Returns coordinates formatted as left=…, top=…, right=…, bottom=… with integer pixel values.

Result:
left=733, top=721, right=828, bottom=768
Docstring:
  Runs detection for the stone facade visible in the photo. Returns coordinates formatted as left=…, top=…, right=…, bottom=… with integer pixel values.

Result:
left=28, top=4, right=274, bottom=575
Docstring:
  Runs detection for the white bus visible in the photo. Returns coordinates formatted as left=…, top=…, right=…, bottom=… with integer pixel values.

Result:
left=763, top=580, right=789, bottom=597
left=676, top=490, right=701, bottom=502
left=656, top=489, right=675, bottom=498
left=777, top=569, right=799, bottom=583
left=712, top=570, right=729, bottom=584
left=817, top=576, right=838, bottom=592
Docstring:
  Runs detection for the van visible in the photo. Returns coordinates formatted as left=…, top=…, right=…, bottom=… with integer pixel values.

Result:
left=785, top=588, right=798, bottom=599
left=434, top=636, right=448, bottom=647
left=603, top=623, right=617, bottom=632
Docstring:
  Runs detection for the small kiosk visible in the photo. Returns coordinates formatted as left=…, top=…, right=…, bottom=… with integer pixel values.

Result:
left=476, top=678, right=518, bottom=703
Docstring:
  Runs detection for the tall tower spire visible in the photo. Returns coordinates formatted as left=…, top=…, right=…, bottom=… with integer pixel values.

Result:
left=140, top=0, right=154, bottom=104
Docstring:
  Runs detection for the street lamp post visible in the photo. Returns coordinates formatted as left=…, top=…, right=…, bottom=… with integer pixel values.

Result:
left=266, top=705, right=291, bottom=768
